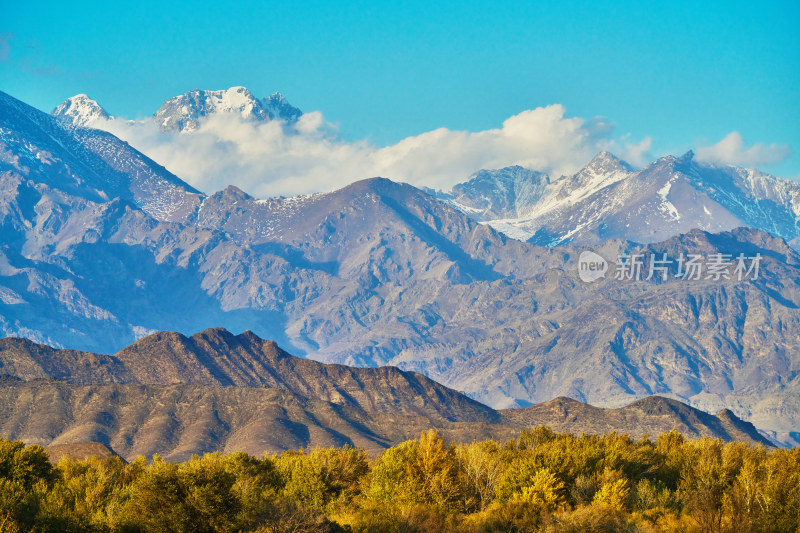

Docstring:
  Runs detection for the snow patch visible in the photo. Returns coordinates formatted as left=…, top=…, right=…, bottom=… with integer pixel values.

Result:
left=483, top=221, right=534, bottom=241
left=657, top=179, right=680, bottom=220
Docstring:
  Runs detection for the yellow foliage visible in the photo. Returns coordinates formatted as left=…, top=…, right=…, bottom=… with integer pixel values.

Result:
left=0, top=429, right=798, bottom=532
left=593, top=478, right=630, bottom=510
left=513, top=468, right=565, bottom=510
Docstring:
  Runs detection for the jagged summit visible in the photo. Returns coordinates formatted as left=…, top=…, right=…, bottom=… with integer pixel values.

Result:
left=649, top=150, right=696, bottom=169
left=51, top=94, right=111, bottom=127
left=265, top=91, right=293, bottom=108
left=583, top=150, right=633, bottom=174
left=429, top=151, right=635, bottom=229
left=153, top=86, right=303, bottom=132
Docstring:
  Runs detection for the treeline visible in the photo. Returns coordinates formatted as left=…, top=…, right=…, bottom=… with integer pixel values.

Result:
left=0, top=429, right=798, bottom=532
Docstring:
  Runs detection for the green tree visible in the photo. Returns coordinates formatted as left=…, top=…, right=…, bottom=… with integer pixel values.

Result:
left=0, top=440, right=53, bottom=490
left=0, top=439, right=53, bottom=531
left=122, top=453, right=240, bottom=533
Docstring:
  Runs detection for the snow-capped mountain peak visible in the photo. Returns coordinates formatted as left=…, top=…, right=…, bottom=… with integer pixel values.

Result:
left=557, top=151, right=635, bottom=205
left=651, top=150, right=695, bottom=171
left=438, top=150, right=800, bottom=247
left=153, top=86, right=303, bottom=132
left=51, top=94, right=111, bottom=127
left=266, top=91, right=287, bottom=103
left=583, top=150, right=632, bottom=174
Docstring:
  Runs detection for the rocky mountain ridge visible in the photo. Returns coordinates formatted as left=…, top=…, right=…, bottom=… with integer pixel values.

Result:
left=434, top=151, right=800, bottom=247
left=0, top=330, right=772, bottom=460
left=154, top=86, right=303, bottom=132
left=0, top=328, right=493, bottom=422
left=51, top=86, right=303, bottom=132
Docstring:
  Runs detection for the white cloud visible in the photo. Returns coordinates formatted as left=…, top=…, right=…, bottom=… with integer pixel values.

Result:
left=96, top=105, right=646, bottom=197
left=617, top=136, right=653, bottom=168
left=695, top=131, right=791, bottom=168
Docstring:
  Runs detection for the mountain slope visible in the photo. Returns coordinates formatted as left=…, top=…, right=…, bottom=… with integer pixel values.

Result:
left=3, top=379, right=771, bottom=462
left=0, top=89, right=232, bottom=349
left=429, top=166, right=551, bottom=222
left=45, top=442, right=118, bottom=463
left=0, top=337, right=131, bottom=383
left=1, top=90, right=202, bottom=224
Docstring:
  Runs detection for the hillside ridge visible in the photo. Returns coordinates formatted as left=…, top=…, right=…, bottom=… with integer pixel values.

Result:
left=0, top=332, right=772, bottom=460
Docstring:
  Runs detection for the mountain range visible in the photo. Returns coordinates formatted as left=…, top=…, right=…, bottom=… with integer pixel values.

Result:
left=51, top=86, right=303, bottom=133
left=431, top=151, right=800, bottom=247
left=0, top=329, right=771, bottom=460
left=1, top=88, right=799, bottom=447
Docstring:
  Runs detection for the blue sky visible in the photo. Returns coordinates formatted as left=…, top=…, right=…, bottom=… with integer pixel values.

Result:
left=2, top=0, right=799, bottom=180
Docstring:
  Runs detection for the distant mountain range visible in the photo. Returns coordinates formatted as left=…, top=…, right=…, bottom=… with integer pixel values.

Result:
left=51, top=86, right=303, bottom=132
left=50, top=87, right=800, bottom=250
left=431, top=151, right=800, bottom=247
left=0, top=329, right=771, bottom=460
left=2, top=88, right=799, bottom=447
